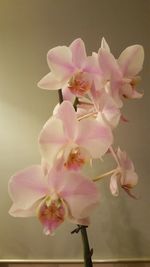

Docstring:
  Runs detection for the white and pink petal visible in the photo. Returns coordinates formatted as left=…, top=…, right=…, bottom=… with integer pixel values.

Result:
left=70, top=38, right=87, bottom=69
left=8, top=165, right=48, bottom=212
left=118, top=45, right=144, bottom=77
left=54, top=101, right=77, bottom=140
left=47, top=46, right=75, bottom=81
left=39, top=117, right=67, bottom=165
left=76, top=119, right=113, bottom=158
left=37, top=72, right=62, bottom=90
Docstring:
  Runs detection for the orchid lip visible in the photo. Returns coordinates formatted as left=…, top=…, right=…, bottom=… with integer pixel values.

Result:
left=63, top=146, right=91, bottom=170
left=37, top=195, right=66, bottom=235
left=68, top=71, right=92, bottom=96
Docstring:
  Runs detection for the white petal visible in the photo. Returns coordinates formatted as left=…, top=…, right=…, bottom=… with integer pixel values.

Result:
left=118, top=45, right=144, bottom=77
left=76, top=119, right=113, bottom=158
left=55, top=101, right=77, bottom=140
left=47, top=46, right=75, bottom=81
left=101, top=37, right=110, bottom=52
left=8, top=165, right=47, bottom=211
left=37, top=72, right=62, bottom=90
left=110, top=173, right=119, bottom=196
left=39, top=117, right=67, bottom=165
left=70, top=38, right=87, bottom=69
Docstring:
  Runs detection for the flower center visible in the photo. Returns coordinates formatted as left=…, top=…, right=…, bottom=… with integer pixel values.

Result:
left=130, top=76, right=141, bottom=88
left=68, top=72, right=91, bottom=96
left=64, top=146, right=90, bottom=170
left=37, top=196, right=65, bottom=235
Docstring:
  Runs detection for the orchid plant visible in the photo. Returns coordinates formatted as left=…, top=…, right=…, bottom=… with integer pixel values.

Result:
left=8, top=37, right=144, bottom=266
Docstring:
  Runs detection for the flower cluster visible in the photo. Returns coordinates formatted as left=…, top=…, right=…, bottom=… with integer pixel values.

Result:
left=8, top=38, right=144, bottom=235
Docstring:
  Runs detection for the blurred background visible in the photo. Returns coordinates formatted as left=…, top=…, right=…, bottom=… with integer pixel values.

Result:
left=0, top=0, right=150, bottom=263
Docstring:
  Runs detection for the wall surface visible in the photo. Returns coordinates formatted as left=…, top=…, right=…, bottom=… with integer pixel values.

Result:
left=0, top=0, right=150, bottom=263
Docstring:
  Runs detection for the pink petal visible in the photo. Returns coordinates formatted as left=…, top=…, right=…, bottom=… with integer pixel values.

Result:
left=55, top=101, right=77, bottom=140
left=60, top=172, right=99, bottom=219
left=118, top=45, right=144, bottom=77
left=104, top=80, right=123, bottom=108
left=8, top=165, right=48, bottom=213
left=47, top=46, right=75, bottom=81
left=9, top=201, right=40, bottom=217
left=47, top=168, right=99, bottom=219
left=122, top=170, right=138, bottom=187
left=39, top=117, right=67, bottom=165
left=117, top=148, right=134, bottom=171
left=37, top=72, right=62, bottom=90
left=121, top=83, right=133, bottom=98
left=132, top=89, right=143, bottom=99
left=62, top=85, right=76, bottom=102
left=69, top=38, right=87, bottom=69
left=110, top=173, right=119, bottom=196
left=83, top=54, right=101, bottom=74
left=98, top=48, right=122, bottom=80
left=76, top=119, right=113, bottom=158
left=101, top=37, right=110, bottom=52
left=102, top=97, right=121, bottom=128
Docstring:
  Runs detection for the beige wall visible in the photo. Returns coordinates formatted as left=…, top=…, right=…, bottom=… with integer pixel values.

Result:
left=0, top=0, right=150, bottom=262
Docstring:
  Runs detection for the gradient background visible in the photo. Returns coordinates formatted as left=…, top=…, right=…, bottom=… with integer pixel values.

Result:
left=0, top=0, right=150, bottom=262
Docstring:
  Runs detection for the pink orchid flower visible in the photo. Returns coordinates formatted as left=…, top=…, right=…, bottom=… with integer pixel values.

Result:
left=38, top=38, right=98, bottom=100
left=39, top=101, right=113, bottom=171
left=76, top=91, right=121, bottom=129
left=91, top=87, right=121, bottom=128
left=8, top=165, right=100, bottom=235
left=98, top=40, right=144, bottom=107
left=110, top=148, right=138, bottom=197
left=117, top=44, right=144, bottom=99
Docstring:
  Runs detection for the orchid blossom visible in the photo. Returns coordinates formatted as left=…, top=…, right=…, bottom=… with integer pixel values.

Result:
left=77, top=90, right=121, bottom=128
left=98, top=39, right=144, bottom=107
left=39, top=101, right=113, bottom=171
left=8, top=165, right=99, bottom=235
left=38, top=38, right=99, bottom=100
left=117, top=44, right=144, bottom=99
left=110, top=148, right=138, bottom=197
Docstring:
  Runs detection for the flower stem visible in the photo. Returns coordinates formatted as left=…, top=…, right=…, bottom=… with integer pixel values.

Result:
left=71, top=225, right=93, bottom=267
left=78, top=111, right=97, bottom=121
left=80, top=226, right=93, bottom=267
left=73, top=97, right=79, bottom=111
left=93, top=169, right=116, bottom=182
left=58, top=89, right=63, bottom=104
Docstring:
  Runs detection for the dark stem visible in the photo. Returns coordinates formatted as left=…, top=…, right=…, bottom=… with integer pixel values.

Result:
left=58, top=89, right=63, bottom=104
left=71, top=225, right=93, bottom=267
left=73, top=97, right=79, bottom=111
left=80, top=226, right=93, bottom=267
